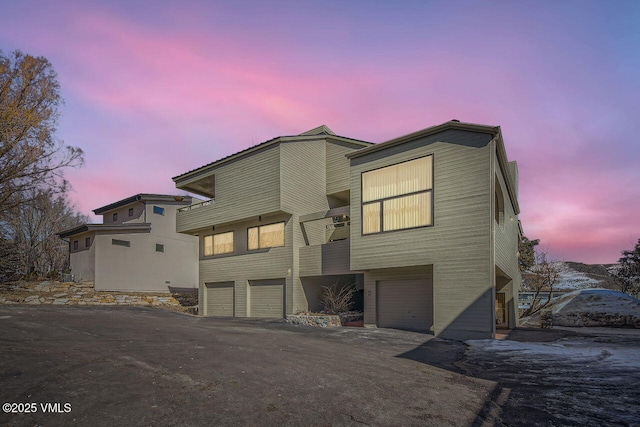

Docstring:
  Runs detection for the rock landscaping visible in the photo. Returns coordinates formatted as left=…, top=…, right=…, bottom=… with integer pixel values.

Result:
left=0, top=281, right=193, bottom=313
left=285, top=311, right=363, bottom=328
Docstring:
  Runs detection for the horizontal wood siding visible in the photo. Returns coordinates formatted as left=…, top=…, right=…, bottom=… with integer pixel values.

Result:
left=198, top=215, right=293, bottom=316
left=299, top=239, right=351, bottom=277
left=280, top=141, right=330, bottom=314
left=494, top=151, right=521, bottom=329
left=326, top=143, right=356, bottom=195
left=176, top=147, right=282, bottom=233
left=350, top=141, right=491, bottom=270
left=299, top=245, right=321, bottom=277
left=352, top=136, right=494, bottom=339
left=494, top=155, right=520, bottom=282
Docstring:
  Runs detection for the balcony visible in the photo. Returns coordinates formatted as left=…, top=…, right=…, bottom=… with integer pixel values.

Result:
left=176, top=199, right=215, bottom=234
left=177, top=199, right=214, bottom=212
left=299, top=206, right=352, bottom=277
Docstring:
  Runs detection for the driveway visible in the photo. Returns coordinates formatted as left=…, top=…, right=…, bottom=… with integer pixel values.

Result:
left=0, top=306, right=491, bottom=426
left=1, top=306, right=639, bottom=426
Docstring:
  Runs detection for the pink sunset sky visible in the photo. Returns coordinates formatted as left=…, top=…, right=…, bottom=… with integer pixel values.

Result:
left=1, top=0, right=638, bottom=264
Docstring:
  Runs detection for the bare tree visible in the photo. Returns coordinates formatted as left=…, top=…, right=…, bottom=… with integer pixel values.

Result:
left=522, top=252, right=561, bottom=317
left=1, top=188, right=88, bottom=279
left=0, top=50, right=83, bottom=214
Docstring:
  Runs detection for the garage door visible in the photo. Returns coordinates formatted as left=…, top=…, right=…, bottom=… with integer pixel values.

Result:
left=205, top=282, right=234, bottom=316
left=249, top=279, right=284, bottom=318
left=377, top=279, right=433, bottom=332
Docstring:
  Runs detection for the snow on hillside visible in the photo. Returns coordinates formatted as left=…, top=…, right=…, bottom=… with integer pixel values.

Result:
left=553, top=262, right=603, bottom=290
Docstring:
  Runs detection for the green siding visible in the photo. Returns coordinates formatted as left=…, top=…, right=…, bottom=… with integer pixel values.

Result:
left=197, top=215, right=293, bottom=316
left=281, top=140, right=331, bottom=314
left=494, top=151, right=521, bottom=329
left=176, top=146, right=282, bottom=233
left=352, top=138, right=495, bottom=339
left=326, top=143, right=355, bottom=195
left=190, top=139, right=363, bottom=317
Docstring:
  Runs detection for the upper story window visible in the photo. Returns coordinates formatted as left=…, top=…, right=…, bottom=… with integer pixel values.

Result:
left=203, top=231, right=234, bottom=256
left=248, top=222, right=285, bottom=250
left=112, top=239, right=130, bottom=247
left=362, top=155, right=433, bottom=235
left=153, top=206, right=164, bottom=215
left=112, top=213, right=118, bottom=222
left=73, top=240, right=78, bottom=250
left=85, top=237, right=91, bottom=247
left=128, top=208, right=134, bottom=217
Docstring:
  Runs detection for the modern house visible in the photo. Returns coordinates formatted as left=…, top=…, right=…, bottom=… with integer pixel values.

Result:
left=57, top=194, right=199, bottom=293
left=173, top=120, right=521, bottom=340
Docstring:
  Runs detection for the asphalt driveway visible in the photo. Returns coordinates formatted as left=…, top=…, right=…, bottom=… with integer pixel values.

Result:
left=0, top=306, right=492, bottom=427
left=2, top=306, right=639, bottom=426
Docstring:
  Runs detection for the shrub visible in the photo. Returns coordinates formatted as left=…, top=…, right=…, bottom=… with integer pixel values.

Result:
left=320, top=282, right=356, bottom=314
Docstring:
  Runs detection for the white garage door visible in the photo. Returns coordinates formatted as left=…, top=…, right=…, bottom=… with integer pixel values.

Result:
left=249, top=279, right=284, bottom=318
left=377, top=279, right=433, bottom=332
left=205, top=282, right=234, bottom=317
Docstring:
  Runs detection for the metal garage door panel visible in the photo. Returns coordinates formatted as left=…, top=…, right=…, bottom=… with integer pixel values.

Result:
left=250, top=280, right=284, bottom=318
left=206, top=282, right=234, bottom=317
left=377, top=279, right=433, bottom=332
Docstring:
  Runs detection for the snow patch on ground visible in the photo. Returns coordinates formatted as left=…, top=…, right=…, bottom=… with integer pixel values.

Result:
left=466, top=338, right=640, bottom=369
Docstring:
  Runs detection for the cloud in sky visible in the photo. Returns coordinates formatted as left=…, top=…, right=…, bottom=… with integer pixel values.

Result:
left=1, top=0, right=638, bottom=263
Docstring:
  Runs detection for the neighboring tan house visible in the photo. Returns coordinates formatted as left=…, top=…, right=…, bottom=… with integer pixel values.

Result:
left=57, top=194, right=199, bottom=293
left=173, top=121, right=521, bottom=340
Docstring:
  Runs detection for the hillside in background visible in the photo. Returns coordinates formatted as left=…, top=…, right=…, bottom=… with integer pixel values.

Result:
left=523, top=262, right=618, bottom=291
left=558, top=262, right=618, bottom=290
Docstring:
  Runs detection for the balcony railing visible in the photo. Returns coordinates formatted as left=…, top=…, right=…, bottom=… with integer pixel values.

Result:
left=177, top=199, right=214, bottom=212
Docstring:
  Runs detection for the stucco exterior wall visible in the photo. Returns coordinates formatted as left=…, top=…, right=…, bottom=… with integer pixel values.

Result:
left=68, top=231, right=96, bottom=282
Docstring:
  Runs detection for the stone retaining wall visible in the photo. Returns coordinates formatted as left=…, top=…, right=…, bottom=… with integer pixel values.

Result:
left=0, top=281, right=185, bottom=311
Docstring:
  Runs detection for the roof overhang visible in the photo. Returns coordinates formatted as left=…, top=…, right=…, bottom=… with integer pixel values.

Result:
left=56, top=223, right=152, bottom=239
left=172, top=132, right=372, bottom=189
left=346, top=120, right=520, bottom=215
left=346, top=120, right=499, bottom=159
left=93, top=194, right=193, bottom=215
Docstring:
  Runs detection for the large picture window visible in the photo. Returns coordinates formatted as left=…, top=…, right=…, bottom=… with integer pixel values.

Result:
left=362, top=156, right=433, bottom=234
left=248, top=222, right=285, bottom=250
left=204, top=231, right=234, bottom=256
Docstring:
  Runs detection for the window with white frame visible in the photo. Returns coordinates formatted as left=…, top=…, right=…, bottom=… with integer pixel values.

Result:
left=361, top=155, right=433, bottom=234
left=247, top=222, right=285, bottom=250
left=203, top=231, right=234, bottom=256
